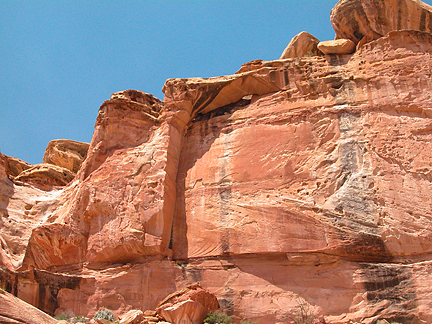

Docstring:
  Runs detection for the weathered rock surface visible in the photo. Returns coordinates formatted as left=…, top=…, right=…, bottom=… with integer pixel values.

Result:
left=119, top=310, right=144, bottom=324
left=1, top=154, right=32, bottom=179
left=14, top=164, right=75, bottom=191
left=43, top=139, right=90, bottom=174
left=331, top=0, right=432, bottom=44
left=280, top=31, right=321, bottom=59
left=156, top=283, right=219, bottom=324
left=0, top=288, right=59, bottom=324
left=318, top=38, right=356, bottom=54
left=0, top=153, right=63, bottom=270
left=2, top=5, right=432, bottom=324
left=20, top=90, right=172, bottom=270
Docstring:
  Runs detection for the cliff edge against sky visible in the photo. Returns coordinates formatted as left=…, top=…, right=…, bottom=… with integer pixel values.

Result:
left=2, top=0, right=432, bottom=323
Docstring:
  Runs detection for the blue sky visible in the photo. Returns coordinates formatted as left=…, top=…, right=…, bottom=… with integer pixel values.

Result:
left=1, top=0, right=430, bottom=165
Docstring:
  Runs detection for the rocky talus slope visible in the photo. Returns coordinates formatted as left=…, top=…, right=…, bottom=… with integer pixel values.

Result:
left=2, top=0, right=432, bottom=323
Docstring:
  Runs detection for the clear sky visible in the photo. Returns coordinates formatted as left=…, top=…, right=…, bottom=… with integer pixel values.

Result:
left=1, top=0, right=430, bottom=165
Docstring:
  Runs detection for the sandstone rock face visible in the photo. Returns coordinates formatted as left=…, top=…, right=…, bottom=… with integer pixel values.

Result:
left=171, top=30, right=432, bottom=323
left=331, top=0, right=432, bottom=44
left=20, top=90, right=172, bottom=270
left=156, top=283, right=219, bottom=324
left=280, top=31, right=320, bottom=59
left=0, top=153, right=62, bottom=271
left=317, top=39, right=356, bottom=54
left=43, top=139, right=90, bottom=174
left=0, top=288, right=59, bottom=324
left=2, top=15, right=432, bottom=324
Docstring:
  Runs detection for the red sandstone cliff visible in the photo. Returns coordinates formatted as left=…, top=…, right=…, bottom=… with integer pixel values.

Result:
left=2, top=1, right=432, bottom=323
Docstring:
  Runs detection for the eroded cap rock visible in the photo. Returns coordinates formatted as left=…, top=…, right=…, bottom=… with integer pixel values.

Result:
left=331, top=0, right=432, bottom=44
left=280, top=31, right=321, bottom=59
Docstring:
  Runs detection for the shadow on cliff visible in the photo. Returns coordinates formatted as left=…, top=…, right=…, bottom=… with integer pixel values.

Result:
left=0, top=267, right=81, bottom=315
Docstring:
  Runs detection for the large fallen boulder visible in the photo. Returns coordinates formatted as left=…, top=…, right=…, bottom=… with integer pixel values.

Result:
left=119, top=310, right=144, bottom=324
left=156, top=283, right=219, bottom=324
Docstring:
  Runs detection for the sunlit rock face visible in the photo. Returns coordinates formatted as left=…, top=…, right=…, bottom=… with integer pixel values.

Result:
left=2, top=1, right=432, bottom=323
left=43, top=139, right=90, bottom=174
left=331, top=0, right=432, bottom=44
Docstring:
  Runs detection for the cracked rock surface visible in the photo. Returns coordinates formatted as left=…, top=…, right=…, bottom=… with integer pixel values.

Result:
left=2, top=3, right=432, bottom=323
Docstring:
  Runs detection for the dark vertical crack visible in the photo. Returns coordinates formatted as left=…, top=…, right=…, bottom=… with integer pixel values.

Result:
left=420, top=10, right=427, bottom=32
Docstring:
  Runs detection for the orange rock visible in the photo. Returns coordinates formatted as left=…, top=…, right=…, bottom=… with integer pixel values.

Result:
left=1, top=154, right=32, bottom=178
left=43, top=139, right=90, bottom=174
left=280, top=31, right=321, bottom=59
left=0, top=288, right=59, bottom=324
left=318, top=39, right=356, bottom=54
left=356, top=30, right=382, bottom=50
left=0, top=153, right=65, bottom=270
left=143, top=310, right=157, bottom=317
left=156, top=283, right=219, bottom=324
left=331, top=0, right=432, bottom=44
left=2, top=22, right=432, bottom=324
left=14, top=163, right=75, bottom=191
left=119, top=309, right=144, bottom=324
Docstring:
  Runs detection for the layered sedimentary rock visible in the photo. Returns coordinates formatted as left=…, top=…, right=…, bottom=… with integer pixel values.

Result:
left=331, top=0, right=432, bottom=44
left=2, top=1, right=432, bottom=323
left=14, top=164, right=75, bottom=191
left=20, top=90, right=173, bottom=270
left=43, top=139, right=90, bottom=174
left=1, top=154, right=32, bottom=179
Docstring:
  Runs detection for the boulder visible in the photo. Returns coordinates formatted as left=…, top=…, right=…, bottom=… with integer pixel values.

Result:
left=156, top=283, right=219, bottom=324
left=0, top=288, right=59, bottom=324
left=119, top=310, right=144, bottom=324
left=143, top=316, right=159, bottom=322
left=43, top=139, right=90, bottom=174
left=331, top=0, right=432, bottom=44
left=143, top=310, right=157, bottom=317
left=280, top=31, right=321, bottom=59
left=317, top=38, right=356, bottom=54
left=14, top=163, right=75, bottom=191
